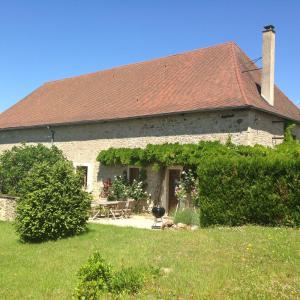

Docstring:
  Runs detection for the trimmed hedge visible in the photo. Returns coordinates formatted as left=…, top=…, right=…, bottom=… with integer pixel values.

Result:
left=197, top=156, right=300, bottom=227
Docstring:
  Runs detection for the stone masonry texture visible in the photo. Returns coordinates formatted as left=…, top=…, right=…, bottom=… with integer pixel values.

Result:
left=0, top=109, right=299, bottom=200
left=0, top=195, right=17, bottom=221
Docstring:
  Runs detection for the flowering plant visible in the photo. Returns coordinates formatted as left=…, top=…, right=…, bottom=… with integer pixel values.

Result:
left=175, top=169, right=198, bottom=207
left=175, top=182, right=187, bottom=207
left=180, top=170, right=196, bottom=192
left=106, top=176, right=150, bottom=202
left=100, top=178, right=112, bottom=198
left=128, top=179, right=151, bottom=201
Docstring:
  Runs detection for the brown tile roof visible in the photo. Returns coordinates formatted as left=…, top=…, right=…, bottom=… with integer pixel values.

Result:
left=0, top=42, right=299, bottom=130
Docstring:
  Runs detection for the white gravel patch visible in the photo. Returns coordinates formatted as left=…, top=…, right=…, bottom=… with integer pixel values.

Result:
left=89, top=215, right=157, bottom=230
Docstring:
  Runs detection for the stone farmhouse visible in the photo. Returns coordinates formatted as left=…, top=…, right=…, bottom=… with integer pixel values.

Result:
left=0, top=25, right=299, bottom=211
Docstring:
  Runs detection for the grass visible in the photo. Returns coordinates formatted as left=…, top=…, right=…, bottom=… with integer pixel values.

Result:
left=0, top=221, right=299, bottom=299
left=173, top=208, right=200, bottom=226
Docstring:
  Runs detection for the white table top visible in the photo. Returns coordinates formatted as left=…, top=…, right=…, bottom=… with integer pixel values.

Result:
left=97, top=199, right=135, bottom=206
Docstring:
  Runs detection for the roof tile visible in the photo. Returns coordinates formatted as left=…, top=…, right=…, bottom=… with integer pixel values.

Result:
left=0, top=42, right=299, bottom=130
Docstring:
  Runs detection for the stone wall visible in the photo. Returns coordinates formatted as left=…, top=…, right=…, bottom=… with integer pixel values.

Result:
left=0, top=109, right=250, bottom=198
left=0, top=195, right=17, bottom=221
left=248, top=110, right=300, bottom=147
left=0, top=108, right=297, bottom=198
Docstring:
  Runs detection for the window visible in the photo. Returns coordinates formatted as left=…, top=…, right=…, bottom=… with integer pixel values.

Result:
left=76, top=166, right=88, bottom=189
left=128, top=167, right=140, bottom=184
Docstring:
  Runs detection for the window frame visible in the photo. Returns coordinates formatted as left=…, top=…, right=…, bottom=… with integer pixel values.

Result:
left=127, top=166, right=141, bottom=185
left=74, top=162, right=93, bottom=192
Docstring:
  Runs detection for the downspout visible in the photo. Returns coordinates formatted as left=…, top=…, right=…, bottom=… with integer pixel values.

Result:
left=46, top=126, right=55, bottom=146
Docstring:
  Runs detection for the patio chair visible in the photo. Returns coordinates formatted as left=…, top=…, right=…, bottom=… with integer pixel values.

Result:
left=123, top=200, right=135, bottom=218
left=91, top=204, right=109, bottom=220
left=110, top=201, right=126, bottom=219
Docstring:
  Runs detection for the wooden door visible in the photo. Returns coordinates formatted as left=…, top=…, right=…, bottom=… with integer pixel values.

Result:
left=168, top=169, right=181, bottom=212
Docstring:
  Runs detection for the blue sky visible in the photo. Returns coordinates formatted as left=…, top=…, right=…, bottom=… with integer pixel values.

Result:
left=0, top=0, right=299, bottom=112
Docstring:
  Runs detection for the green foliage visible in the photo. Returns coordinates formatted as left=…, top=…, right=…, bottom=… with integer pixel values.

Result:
left=107, top=176, right=129, bottom=201
left=180, top=169, right=196, bottom=193
left=174, top=208, right=200, bottom=226
left=97, top=147, right=145, bottom=167
left=97, top=141, right=270, bottom=168
left=225, top=134, right=233, bottom=147
left=175, top=169, right=198, bottom=208
left=15, top=160, right=92, bottom=242
left=0, top=144, right=65, bottom=196
left=284, top=121, right=296, bottom=143
left=98, top=141, right=300, bottom=227
left=110, top=267, right=145, bottom=295
left=107, top=176, right=150, bottom=201
left=129, top=180, right=150, bottom=201
left=73, top=251, right=156, bottom=298
left=197, top=156, right=300, bottom=227
left=74, top=252, right=112, bottom=299
left=1, top=222, right=300, bottom=299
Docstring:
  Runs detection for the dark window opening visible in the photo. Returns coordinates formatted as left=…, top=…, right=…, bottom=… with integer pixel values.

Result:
left=129, top=167, right=140, bottom=184
left=77, top=166, right=88, bottom=189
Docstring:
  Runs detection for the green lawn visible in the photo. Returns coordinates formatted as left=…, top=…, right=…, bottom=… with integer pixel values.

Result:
left=0, top=221, right=299, bottom=299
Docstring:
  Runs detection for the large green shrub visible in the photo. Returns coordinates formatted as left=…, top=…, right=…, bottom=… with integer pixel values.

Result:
left=0, top=144, right=65, bottom=196
left=15, top=160, right=92, bottom=242
left=197, top=156, right=300, bottom=227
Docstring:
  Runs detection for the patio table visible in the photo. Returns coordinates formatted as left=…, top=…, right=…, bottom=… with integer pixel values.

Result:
left=91, top=199, right=134, bottom=220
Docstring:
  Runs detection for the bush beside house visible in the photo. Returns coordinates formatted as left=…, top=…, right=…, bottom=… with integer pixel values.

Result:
left=16, top=160, right=91, bottom=242
left=0, top=144, right=91, bottom=243
left=0, top=144, right=65, bottom=196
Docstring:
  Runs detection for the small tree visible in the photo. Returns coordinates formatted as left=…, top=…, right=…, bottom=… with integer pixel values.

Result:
left=15, top=160, right=92, bottom=242
left=0, top=144, right=65, bottom=196
left=284, top=122, right=296, bottom=143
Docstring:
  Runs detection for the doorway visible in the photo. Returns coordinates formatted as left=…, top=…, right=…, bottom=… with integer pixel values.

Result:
left=168, top=169, right=181, bottom=212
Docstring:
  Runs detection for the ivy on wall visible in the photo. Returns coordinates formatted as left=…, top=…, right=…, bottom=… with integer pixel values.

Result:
left=97, top=140, right=275, bottom=169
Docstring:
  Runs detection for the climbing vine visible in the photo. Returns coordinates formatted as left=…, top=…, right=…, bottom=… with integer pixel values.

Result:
left=97, top=141, right=272, bottom=168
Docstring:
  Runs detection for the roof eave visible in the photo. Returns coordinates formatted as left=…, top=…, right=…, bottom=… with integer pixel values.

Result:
left=0, top=105, right=251, bottom=131
left=0, top=104, right=299, bottom=132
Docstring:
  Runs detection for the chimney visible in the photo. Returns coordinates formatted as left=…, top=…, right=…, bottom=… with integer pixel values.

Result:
left=261, top=25, right=276, bottom=106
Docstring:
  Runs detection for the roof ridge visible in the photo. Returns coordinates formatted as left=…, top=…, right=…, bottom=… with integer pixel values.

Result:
left=45, top=41, right=235, bottom=85
left=230, top=42, right=249, bottom=105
